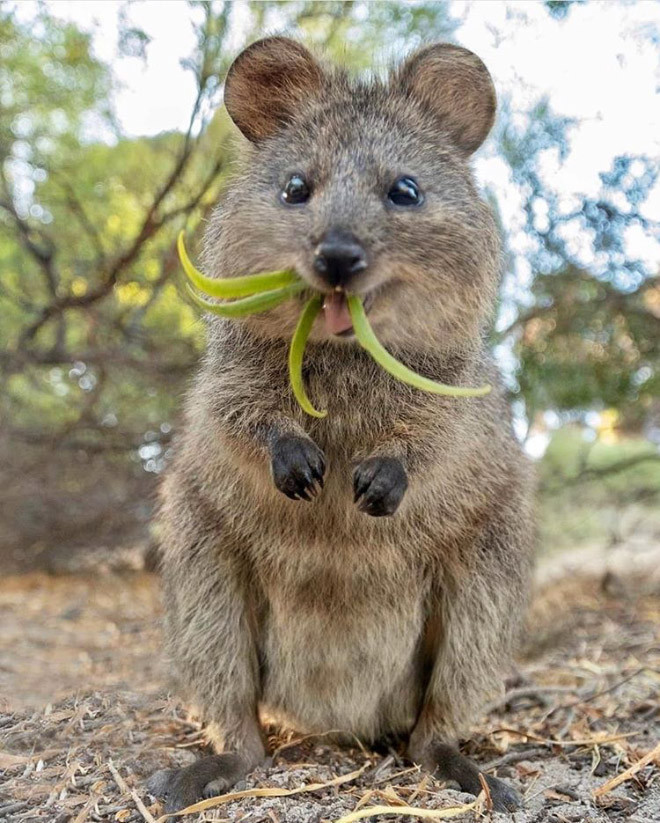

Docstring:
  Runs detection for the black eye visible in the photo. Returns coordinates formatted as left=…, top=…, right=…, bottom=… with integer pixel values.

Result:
left=387, top=176, right=423, bottom=207
left=281, top=174, right=310, bottom=205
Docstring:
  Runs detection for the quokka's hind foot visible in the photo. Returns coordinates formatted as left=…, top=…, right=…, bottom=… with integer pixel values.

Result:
left=147, top=752, right=250, bottom=813
left=410, top=740, right=521, bottom=813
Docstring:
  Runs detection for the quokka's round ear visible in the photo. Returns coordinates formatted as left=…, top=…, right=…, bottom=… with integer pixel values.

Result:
left=224, top=37, right=323, bottom=142
left=397, top=43, right=496, bottom=155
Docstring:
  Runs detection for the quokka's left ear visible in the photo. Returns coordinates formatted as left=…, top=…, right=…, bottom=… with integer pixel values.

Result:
left=396, top=43, right=496, bottom=155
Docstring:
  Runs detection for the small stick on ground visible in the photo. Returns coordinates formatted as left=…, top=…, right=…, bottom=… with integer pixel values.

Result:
left=492, top=727, right=638, bottom=747
left=483, top=746, right=549, bottom=772
left=570, top=667, right=649, bottom=708
left=372, top=765, right=421, bottom=786
left=72, top=796, right=99, bottom=823
left=408, top=774, right=430, bottom=804
left=331, top=796, right=480, bottom=823
left=108, top=758, right=157, bottom=823
left=483, top=685, right=576, bottom=715
left=369, top=753, right=395, bottom=781
left=478, top=772, right=493, bottom=813
left=593, top=741, right=660, bottom=798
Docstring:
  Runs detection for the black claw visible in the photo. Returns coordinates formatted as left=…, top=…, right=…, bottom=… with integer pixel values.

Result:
left=415, top=742, right=521, bottom=814
left=352, top=457, right=408, bottom=517
left=485, top=774, right=521, bottom=812
left=270, top=434, right=326, bottom=502
left=301, top=469, right=314, bottom=488
left=353, top=480, right=367, bottom=502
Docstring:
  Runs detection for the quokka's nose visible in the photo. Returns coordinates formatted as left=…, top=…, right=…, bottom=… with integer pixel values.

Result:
left=313, top=230, right=368, bottom=288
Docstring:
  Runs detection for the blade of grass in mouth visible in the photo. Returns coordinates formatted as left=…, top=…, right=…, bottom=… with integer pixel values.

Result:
left=178, top=231, right=299, bottom=298
left=186, top=282, right=306, bottom=317
left=347, top=294, right=491, bottom=398
left=288, top=295, right=327, bottom=418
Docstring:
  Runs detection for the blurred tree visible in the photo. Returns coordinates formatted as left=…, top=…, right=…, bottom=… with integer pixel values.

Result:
left=0, top=2, right=235, bottom=567
left=497, top=102, right=660, bottom=435
left=0, top=0, right=657, bottom=569
left=544, top=1, right=587, bottom=20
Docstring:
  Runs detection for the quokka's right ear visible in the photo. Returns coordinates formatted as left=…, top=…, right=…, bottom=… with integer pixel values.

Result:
left=224, top=37, right=323, bottom=142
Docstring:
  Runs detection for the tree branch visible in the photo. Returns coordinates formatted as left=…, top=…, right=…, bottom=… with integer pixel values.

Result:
left=542, top=452, right=660, bottom=494
left=0, top=194, right=58, bottom=297
left=16, top=38, right=219, bottom=347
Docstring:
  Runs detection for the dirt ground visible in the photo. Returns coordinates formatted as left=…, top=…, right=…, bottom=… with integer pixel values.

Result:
left=1, top=544, right=659, bottom=823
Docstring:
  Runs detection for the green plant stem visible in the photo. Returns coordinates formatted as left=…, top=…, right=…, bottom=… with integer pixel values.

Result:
left=288, top=295, right=327, bottom=418
left=347, top=294, right=491, bottom=398
left=178, top=231, right=299, bottom=297
left=186, top=282, right=306, bottom=317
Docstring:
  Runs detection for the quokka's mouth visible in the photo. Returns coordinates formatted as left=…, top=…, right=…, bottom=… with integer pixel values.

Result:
left=322, top=291, right=374, bottom=337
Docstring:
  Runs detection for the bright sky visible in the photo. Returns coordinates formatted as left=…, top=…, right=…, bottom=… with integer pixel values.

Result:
left=26, top=1, right=660, bottom=454
left=41, top=0, right=659, bottom=256
left=41, top=1, right=660, bottom=159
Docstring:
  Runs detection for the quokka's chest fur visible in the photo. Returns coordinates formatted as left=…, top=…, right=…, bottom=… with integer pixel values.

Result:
left=190, top=339, right=502, bottom=549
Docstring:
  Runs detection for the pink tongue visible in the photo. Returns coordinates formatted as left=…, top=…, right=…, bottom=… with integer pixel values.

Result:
left=323, top=292, right=353, bottom=335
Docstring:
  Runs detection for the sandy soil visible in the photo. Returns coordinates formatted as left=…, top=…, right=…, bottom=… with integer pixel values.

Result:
left=0, top=546, right=659, bottom=823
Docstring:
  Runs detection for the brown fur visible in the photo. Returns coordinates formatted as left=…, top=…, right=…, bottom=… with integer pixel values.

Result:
left=154, top=38, right=534, bottom=812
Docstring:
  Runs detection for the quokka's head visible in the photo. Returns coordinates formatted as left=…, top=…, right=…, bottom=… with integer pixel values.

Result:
left=205, top=36, right=501, bottom=351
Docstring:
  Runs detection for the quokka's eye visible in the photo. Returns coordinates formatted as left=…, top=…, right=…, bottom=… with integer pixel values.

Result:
left=387, top=176, right=423, bottom=207
left=281, top=174, right=311, bottom=205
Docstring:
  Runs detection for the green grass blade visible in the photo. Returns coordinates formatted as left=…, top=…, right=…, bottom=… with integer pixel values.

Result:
left=186, top=282, right=305, bottom=317
left=347, top=295, right=491, bottom=398
left=288, top=295, right=327, bottom=418
left=178, top=231, right=299, bottom=298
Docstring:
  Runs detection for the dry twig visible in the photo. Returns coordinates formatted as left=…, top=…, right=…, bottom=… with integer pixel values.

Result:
left=593, top=741, right=660, bottom=798
left=483, top=746, right=549, bottom=772
left=332, top=796, right=480, bottom=822
left=156, top=763, right=369, bottom=822
left=478, top=772, right=493, bottom=813
left=108, top=759, right=157, bottom=823
left=492, top=727, right=638, bottom=747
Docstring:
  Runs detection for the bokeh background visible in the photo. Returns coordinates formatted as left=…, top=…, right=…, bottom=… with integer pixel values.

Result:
left=1, top=0, right=659, bottom=575
left=2, top=5, right=660, bottom=821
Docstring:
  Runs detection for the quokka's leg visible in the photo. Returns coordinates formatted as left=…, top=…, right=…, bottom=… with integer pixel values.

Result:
left=147, top=478, right=265, bottom=813
left=408, top=519, right=532, bottom=812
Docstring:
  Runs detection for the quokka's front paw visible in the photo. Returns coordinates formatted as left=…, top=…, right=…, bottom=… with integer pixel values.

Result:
left=353, top=456, right=408, bottom=516
left=270, top=434, right=326, bottom=501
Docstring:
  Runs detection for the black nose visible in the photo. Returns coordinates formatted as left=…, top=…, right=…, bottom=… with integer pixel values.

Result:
left=313, top=230, right=367, bottom=288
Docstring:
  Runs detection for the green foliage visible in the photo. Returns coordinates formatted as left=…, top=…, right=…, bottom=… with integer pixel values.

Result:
left=516, top=265, right=659, bottom=428
left=544, top=1, right=586, bottom=21
left=538, top=427, right=660, bottom=553
left=0, top=5, right=114, bottom=164
left=500, top=101, right=660, bottom=430
left=540, top=426, right=660, bottom=498
left=290, top=1, right=456, bottom=69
